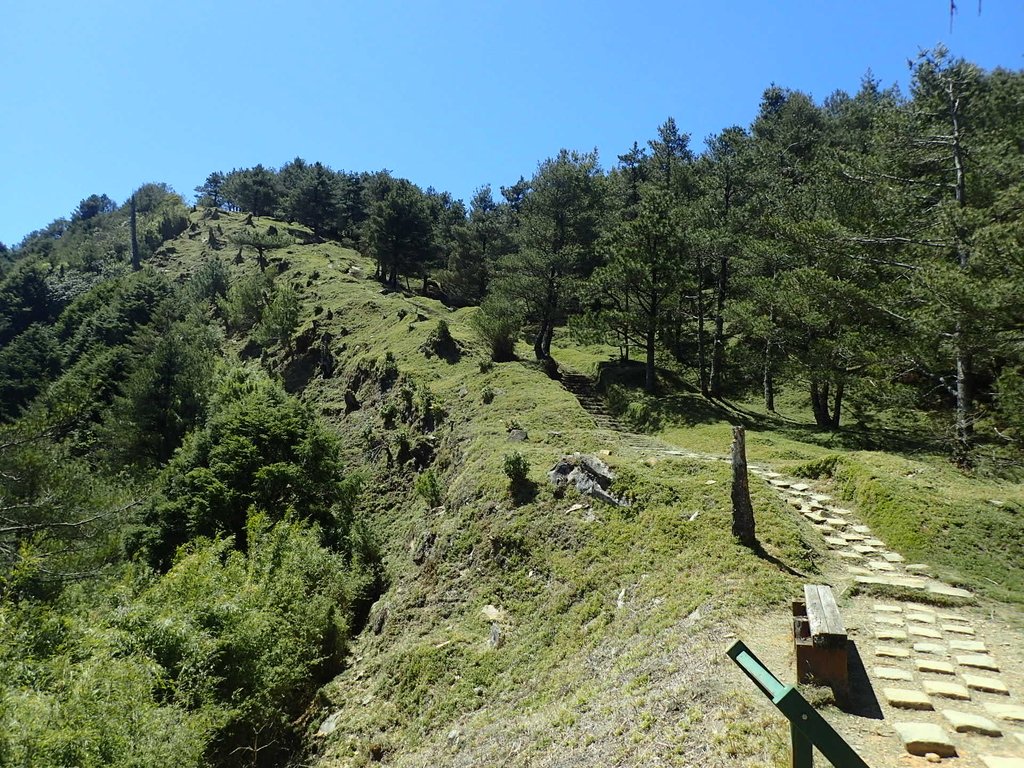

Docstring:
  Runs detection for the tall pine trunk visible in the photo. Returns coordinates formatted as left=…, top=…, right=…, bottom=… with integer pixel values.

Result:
left=130, top=194, right=140, bottom=271
left=949, top=72, right=973, bottom=468
left=710, top=253, right=728, bottom=397
left=696, top=251, right=708, bottom=396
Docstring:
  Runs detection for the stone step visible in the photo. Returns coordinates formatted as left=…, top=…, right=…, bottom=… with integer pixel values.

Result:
left=894, top=722, right=957, bottom=758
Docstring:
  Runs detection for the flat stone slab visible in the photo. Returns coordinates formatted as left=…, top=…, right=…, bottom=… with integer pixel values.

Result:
left=876, top=645, right=911, bottom=659
left=823, top=517, right=848, bottom=528
left=914, top=642, right=948, bottom=655
left=944, top=624, right=977, bottom=636
left=790, top=482, right=811, bottom=492
left=852, top=525, right=871, bottom=534
left=768, top=479, right=791, bottom=488
left=924, top=680, right=971, bottom=700
left=852, top=544, right=877, bottom=554
left=837, top=551, right=864, bottom=561
left=825, top=536, right=848, bottom=547
left=849, top=566, right=873, bottom=576
left=950, top=640, right=987, bottom=652
left=957, top=654, right=1000, bottom=672
left=864, top=538, right=886, bottom=547
left=984, top=703, right=1024, bottom=722
left=868, top=561, right=898, bottom=572
left=831, top=507, right=854, bottom=516
left=856, top=575, right=926, bottom=590
left=805, top=511, right=827, bottom=523
left=909, top=625, right=943, bottom=639
left=811, top=493, right=832, bottom=502
left=877, top=628, right=908, bottom=641
left=786, top=496, right=803, bottom=508
left=939, top=612, right=969, bottom=623
left=907, top=612, right=936, bottom=624
left=875, top=614, right=904, bottom=626
left=980, top=756, right=1024, bottom=768
left=875, top=666, right=915, bottom=681
left=842, top=532, right=866, bottom=542
left=964, top=674, right=1010, bottom=695
left=885, top=688, right=934, bottom=710
left=942, top=709, right=1002, bottom=736
left=929, top=584, right=973, bottom=600
left=874, top=604, right=903, bottom=613
left=893, top=722, right=956, bottom=757
left=882, top=552, right=906, bottom=563
left=905, top=564, right=931, bottom=573
left=916, top=659, right=956, bottom=675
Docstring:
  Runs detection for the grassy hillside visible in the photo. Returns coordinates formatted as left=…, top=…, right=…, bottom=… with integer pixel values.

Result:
left=5, top=207, right=1022, bottom=767
left=145, top=209, right=1024, bottom=765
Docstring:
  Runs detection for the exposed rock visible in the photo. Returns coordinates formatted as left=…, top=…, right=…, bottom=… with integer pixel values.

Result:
left=372, top=603, right=389, bottom=635
left=547, top=454, right=626, bottom=507
left=507, top=429, right=528, bottom=442
left=411, top=531, right=437, bottom=565
left=488, top=622, right=504, bottom=649
left=317, top=710, right=343, bottom=737
left=914, top=642, right=947, bottom=655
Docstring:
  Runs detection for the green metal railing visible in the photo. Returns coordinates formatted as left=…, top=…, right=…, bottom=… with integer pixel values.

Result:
left=727, top=640, right=870, bottom=768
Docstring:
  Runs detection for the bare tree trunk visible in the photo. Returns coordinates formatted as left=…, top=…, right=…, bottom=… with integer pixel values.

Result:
left=710, top=253, right=728, bottom=397
left=763, top=337, right=775, bottom=412
left=130, top=194, right=140, bottom=271
left=645, top=322, right=656, bottom=394
left=731, top=426, right=756, bottom=547
left=949, top=75, right=973, bottom=468
left=696, top=252, right=708, bottom=396
left=831, top=381, right=844, bottom=430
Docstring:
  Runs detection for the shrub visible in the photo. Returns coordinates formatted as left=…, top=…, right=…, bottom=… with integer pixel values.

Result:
left=481, top=385, right=495, bottom=404
left=415, top=469, right=443, bottom=508
left=471, top=296, right=521, bottom=362
left=502, top=451, right=529, bottom=488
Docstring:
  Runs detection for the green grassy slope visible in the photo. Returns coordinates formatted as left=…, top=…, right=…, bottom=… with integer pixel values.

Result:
left=152, top=210, right=1022, bottom=766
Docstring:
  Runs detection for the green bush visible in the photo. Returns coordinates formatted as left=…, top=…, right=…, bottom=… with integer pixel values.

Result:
left=502, top=451, right=529, bottom=488
left=471, top=296, right=521, bottom=362
left=0, top=518, right=359, bottom=768
left=138, top=365, right=358, bottom=569
left=415, top=469, right=443, bottom=508
left=481, top=384, right=495, bottom=404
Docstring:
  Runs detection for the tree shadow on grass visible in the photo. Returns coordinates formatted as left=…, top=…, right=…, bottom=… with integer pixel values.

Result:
left=751, top=541, right=807, bottom=579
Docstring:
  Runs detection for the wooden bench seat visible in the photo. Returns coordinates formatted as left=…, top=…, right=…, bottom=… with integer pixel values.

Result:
left=793, top=584, right=849, bottom=702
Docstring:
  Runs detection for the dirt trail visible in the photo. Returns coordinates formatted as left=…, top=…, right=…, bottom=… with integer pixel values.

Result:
left=564, top=375, right=1024, bottom=767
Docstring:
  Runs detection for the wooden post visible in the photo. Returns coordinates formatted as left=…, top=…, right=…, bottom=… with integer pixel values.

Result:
left=731, top=425, right=756, bottom=546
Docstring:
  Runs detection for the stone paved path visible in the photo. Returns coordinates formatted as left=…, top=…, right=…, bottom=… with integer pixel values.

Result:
left=749, top=467, right=1024, bottom=767
left=561, top=376, right=1024, bottom=766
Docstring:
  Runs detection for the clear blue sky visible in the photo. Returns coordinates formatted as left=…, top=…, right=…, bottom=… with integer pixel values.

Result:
left=2, top=1, right=1022, bottom=246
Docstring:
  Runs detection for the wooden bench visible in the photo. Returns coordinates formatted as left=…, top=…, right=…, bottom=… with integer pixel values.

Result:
left=793, top=584, right=849, bottom=703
